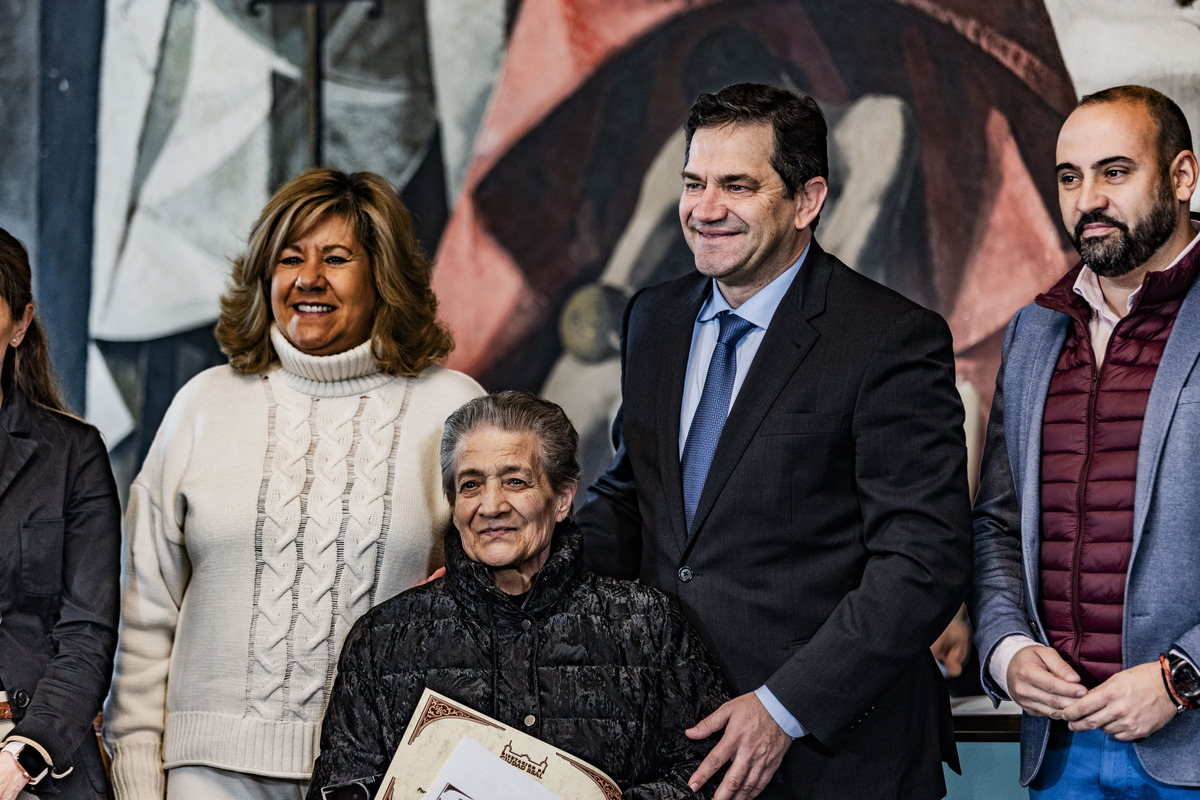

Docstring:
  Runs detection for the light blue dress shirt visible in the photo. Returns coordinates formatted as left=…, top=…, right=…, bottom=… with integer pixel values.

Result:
left=678, top=244, right=810, bottom=739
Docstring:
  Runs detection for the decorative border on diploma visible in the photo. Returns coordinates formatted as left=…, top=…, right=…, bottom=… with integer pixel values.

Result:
left=407, top=695, right=503, bottom=744
left=556, top=753, right=621, bottom=800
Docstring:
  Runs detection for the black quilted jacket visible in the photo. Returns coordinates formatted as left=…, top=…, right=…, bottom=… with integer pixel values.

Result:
left=308, top=521, right=729, bottom=799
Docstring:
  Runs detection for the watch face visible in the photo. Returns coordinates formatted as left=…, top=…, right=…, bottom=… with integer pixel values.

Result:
left=1171, top=658, right=1200, bottom=700
left=13, top=745, right=49, bottom=780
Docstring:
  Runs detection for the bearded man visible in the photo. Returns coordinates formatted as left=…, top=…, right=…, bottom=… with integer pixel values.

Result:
left=970, top=84, right=1200, bottom=797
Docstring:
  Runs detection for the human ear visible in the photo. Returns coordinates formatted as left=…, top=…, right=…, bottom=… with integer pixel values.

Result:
left=10, top=303, right=34, bottom=347
left=555, top=481, right=578, bottom=521
left=1170, top=150, right=1198, bottom=204
left=794, top=176, right=829, bottom=230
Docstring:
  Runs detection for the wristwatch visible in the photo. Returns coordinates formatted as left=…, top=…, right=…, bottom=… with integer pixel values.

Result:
left=1167, top=653, right=1200, bottom=710
left=320, top=775, right=381, bottom=799
left=1, top=741, right=49, bottom=785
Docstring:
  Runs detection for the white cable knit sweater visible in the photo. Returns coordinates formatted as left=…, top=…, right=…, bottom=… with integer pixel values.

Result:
left=103, top=330, right=483, bottom=799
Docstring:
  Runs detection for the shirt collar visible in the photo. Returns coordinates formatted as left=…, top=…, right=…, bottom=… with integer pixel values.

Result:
left=696, top=242, right=810, bottom=329
left=1072, top=268, right=1128, bottom=323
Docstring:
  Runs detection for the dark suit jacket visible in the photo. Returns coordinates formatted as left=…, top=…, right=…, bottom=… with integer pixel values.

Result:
left=578, top=242, right=972, bottom=800
left=0, top=382, right=120, bottom=798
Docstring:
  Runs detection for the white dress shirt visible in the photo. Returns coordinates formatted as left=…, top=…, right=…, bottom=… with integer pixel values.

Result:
left=679, top=245, right=810, bottom=738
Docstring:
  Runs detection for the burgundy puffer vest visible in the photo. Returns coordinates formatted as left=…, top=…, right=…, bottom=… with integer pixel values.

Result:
left=1036, top=246, right=1200, bottom=686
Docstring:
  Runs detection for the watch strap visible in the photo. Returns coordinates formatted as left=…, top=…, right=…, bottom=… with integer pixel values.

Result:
left=1160, top=655, right=1188, bottom=715
left=1167, top=652, right=1200, bottom=709
left=1, top=739, right=50, bottom=786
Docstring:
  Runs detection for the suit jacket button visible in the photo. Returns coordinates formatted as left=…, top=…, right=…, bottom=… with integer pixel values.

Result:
left=524, top=714, right=536, bottom=727
left=13, top=690, right=29, bottom=708
left=678, top=566, right=693, bottom=582
left=521, top=619, right=532, bottom=631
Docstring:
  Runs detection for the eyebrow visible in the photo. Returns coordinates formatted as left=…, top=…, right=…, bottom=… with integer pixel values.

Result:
left=1055, top=155, right=1137, bottom=173
left=280, top=243, right=355, bottom=256
left=681, top=170, right=759, bottom=185
left=456, top=464, right=531, bottom=480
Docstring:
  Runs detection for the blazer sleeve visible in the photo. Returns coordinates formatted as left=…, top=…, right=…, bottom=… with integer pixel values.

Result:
left=763, top=305, right=973, bottom=748
left=8, top=423, right=121, bottom=774
left=577, top=289, right=647, bottom=580
left=969, top=311, right=1043, bottom=701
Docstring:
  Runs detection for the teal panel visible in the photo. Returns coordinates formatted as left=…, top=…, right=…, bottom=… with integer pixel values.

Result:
left=946, top=742, right=1027, bottom=800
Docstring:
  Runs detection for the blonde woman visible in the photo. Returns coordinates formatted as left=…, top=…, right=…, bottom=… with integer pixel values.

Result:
left=104, top=170, right=483, bottom=800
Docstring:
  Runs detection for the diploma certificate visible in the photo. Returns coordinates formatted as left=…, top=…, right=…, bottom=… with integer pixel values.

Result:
left=377, top=689, right=621, bottom=800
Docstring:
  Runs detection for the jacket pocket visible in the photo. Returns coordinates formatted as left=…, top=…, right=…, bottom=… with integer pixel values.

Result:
left=20, top=518, right=64, bottom=596
left=1179, top=385, right=1200, bottom=405
left=782, top=635, right=813, bottom=652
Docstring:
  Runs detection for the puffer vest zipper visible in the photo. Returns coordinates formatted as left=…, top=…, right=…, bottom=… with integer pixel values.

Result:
left=1036, top=243, right=1200, bottom=685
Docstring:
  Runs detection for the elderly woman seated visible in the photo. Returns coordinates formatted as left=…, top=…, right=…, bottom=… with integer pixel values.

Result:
left=308, top=391, right=729, bottom=799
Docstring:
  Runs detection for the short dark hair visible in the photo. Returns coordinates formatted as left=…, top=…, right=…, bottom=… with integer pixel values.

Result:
left=1079, top=85, right=1193, bottom=172
left=440, top=391, right=581, bottom=503
left=684, top=83, right=828, bottom=219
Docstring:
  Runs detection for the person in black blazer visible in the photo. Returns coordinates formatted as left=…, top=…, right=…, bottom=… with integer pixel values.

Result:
left=0, top=228, right=121, bottom=799
left=577, top=84, right=972, bottom=800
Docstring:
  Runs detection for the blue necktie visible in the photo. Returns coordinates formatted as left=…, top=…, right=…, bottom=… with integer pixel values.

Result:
left=681, top=311, right=757, bottom=532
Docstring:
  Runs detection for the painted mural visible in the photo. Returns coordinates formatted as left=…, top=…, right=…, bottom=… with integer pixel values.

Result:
left=2, top=0, right=1200, bottom=494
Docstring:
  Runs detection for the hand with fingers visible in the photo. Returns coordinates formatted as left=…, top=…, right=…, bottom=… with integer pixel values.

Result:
left=1006, top=644, right=1087, bottom=718
left=0, top=753, right=30, bottom=800
left=931, top=609, right=971, bottom=678
left=685, top=692, right=792, bottom=800
left=1061, top=661, right=1179, bottom=741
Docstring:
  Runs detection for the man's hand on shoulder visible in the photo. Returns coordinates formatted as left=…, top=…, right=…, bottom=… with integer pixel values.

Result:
left=1061, top=661, right=1178, bottom=741
left=685, top=692, right=791, bottom=800
left=1007, top=644, right=1086, bottom=717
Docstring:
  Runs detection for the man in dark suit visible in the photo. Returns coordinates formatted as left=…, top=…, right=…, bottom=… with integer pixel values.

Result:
left=577, top=83, right=973, bottom=800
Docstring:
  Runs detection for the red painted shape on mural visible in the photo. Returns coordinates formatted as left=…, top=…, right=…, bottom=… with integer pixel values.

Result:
left=435, top=0, right=724, bottom=376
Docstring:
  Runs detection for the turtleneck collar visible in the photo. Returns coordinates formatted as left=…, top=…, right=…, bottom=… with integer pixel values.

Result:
left=269, top=325, right=396, bottom=398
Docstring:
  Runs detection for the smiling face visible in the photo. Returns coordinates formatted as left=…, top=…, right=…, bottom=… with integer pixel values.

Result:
left=270, top=214, right=378, bottom=356
left=1056, top=100, right=1185, bottom=279
left=679, top=123, right=825, bottom=307
left=451, top=426, right=576, bottom=595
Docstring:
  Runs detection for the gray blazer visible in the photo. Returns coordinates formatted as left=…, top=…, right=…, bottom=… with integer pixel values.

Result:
left=971, top=274, right=1200, bottom=787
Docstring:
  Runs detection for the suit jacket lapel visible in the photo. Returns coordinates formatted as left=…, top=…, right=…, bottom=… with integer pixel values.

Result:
left=1009, top=305, right=1069, bottom=618
left=684, top=244, right=827, bottom=550
left=1134, top=276, right=1200, bottom=547
left=0, top=387, right=38, bottom=502
left=657, top=276, right=710, bottom=552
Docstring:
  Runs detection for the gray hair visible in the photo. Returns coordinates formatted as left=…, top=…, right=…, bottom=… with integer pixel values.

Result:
left=441, top=391, right=581, bottom=502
